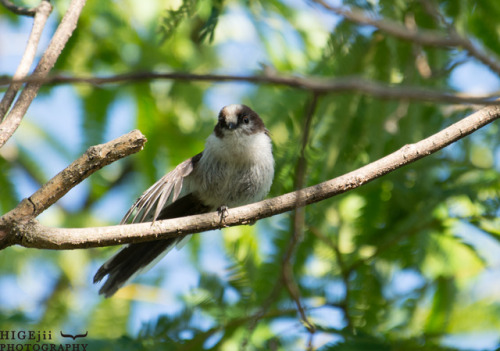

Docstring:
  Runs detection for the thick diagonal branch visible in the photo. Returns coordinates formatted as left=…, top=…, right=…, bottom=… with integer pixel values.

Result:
left=0, top=130, right=147, bottom=248
left=2, top=104, right=498, bottom=250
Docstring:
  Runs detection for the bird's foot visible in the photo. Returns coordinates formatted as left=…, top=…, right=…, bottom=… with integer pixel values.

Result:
left=217, top=205, right=229, bottom=227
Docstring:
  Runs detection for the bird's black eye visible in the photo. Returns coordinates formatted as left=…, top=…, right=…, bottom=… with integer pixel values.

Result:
left=243, top=116, right=250, bottom=124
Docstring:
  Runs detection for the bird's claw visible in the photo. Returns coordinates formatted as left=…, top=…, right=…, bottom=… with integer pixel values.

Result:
left=217, top=205, right=229, bottom=227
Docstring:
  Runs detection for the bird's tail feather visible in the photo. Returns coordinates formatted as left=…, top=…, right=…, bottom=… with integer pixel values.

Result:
left=93, top=238, right=180, bottom=298
left=94, top=193, right=208, bottom=298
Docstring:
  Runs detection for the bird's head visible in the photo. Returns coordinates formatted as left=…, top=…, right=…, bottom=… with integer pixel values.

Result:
left=214, top=104, right=268, bottom=138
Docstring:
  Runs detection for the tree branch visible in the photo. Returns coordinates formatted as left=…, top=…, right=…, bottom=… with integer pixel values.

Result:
left=0, top=0, right=87, bottom=148
left=0, top=130, right=147, bottom=248
left=0, top=0, right=38, bottom=17
left=283, top=93, right=319, bottom=339
left=1, top=72, right=499, bottom=105
left=313, top=0, right=462, bottom=47
left=0, top=0, right=52, bottom=121
left=313, top=0, right=500, bottom=76
left=1, top=104, right=498, bottom=250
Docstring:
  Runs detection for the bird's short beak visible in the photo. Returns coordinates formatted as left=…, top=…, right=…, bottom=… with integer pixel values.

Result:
left=227, top=122, right=237, bottom=130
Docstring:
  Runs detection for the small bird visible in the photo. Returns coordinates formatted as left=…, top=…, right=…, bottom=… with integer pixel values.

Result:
left=94, top=104, right=274, bottom=297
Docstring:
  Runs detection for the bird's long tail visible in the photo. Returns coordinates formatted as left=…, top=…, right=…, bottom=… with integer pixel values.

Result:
left=93, top=238, right=180, bottom=298
left=94, top=193, right=211, bottom=297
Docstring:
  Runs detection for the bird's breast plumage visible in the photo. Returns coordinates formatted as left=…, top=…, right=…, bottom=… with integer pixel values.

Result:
left=185, top=131, right=274, bottom=209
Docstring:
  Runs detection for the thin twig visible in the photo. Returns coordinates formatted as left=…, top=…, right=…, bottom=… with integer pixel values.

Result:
left=0, top=0, right=87, bottom=148
left=415, top=0, right=499, bottom=87
left=1, top=104, right=499, bottom=250
left=459, top=38, right=500, bottom=78
left=1, top=72, right=499, bottom=105
left=318, top=0, right=500, bottom=115
left=282, top=94, right=319, bottom=345
left=418, top=0, right=451, bottom=28
left=313, top=0, right=500, bottom=76
left=0, top=0, right=53, bottom=121
left=0, top=0, right=37, bottom=17
left=313, top=0, right=462, bottom=47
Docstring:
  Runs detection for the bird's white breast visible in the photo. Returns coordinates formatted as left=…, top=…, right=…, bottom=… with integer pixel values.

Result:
left=186, top=131, right=274, bottom=209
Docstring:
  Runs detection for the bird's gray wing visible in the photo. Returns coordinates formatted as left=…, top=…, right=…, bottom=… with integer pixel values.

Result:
left=121, top=152, right=202, bottom=224
left=93, top=152, right=206, bottom=298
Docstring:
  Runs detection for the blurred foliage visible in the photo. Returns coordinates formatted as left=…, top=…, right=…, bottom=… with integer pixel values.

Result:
left=1, top=0, right=500, bottom=350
